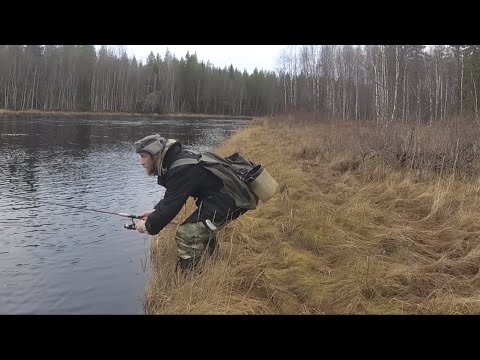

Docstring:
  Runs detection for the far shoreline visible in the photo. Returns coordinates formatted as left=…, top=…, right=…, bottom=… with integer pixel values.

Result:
left=0, top=109, right=253, bottom=121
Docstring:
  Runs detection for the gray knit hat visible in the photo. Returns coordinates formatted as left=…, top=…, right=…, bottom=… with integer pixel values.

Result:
left=135, top=134, right=166, bottom=155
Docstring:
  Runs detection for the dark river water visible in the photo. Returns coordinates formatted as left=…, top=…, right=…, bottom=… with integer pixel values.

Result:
left=0, top=115, right=249, bottom=314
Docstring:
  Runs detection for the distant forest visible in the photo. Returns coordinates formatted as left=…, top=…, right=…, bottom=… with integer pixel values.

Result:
left=1, top=45, right=479, bottom=123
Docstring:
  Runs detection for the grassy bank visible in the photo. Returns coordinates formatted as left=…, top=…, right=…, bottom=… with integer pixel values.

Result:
left=0, top=109, right=252, bottom=120
left=145, top=115, right=480, bottom=314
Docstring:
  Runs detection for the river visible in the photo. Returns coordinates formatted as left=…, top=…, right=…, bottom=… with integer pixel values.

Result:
left=0, top=115, right=249, bottom=314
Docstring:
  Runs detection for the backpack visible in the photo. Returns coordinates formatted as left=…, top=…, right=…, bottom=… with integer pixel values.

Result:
left=169, top=151, right=262, bottom=210
left=206, top=152, right=259, bottom=182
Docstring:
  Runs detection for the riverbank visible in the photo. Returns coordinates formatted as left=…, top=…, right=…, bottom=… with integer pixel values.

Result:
left=0, top=109, right=252, bottom=120
left=144, top=115, right=480, bottom=314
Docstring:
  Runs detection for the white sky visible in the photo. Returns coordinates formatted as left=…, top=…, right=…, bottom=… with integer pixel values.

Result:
left=122, top=45, right=287, bottom=74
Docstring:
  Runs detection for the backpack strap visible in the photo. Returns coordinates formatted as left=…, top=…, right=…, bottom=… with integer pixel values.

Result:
left=169, top=157, right=200, bottom=169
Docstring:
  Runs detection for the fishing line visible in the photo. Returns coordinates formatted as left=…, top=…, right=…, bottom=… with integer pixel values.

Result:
left=0, top=166, right=141, bottom=228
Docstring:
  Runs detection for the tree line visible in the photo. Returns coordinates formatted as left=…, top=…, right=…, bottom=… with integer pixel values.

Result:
left=1, top=45, right=479, bottom=123
left=277, top=45, right=480, bottom=124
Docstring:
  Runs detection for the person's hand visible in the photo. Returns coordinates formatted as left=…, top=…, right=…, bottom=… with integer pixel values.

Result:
left=135, top=220, right=146, bottom=233
left=138, top=210, right=154, bottom=219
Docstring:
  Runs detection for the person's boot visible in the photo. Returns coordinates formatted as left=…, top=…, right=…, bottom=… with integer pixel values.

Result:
left=176, top=256, right=203, bottom=274
left=207, top=237, right=219, bottom=257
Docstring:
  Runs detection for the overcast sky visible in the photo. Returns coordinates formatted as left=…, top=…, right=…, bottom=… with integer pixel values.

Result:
left=113, top=45, right=287, bottom=74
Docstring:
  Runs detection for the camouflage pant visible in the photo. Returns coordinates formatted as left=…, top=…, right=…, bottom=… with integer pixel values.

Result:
left=175, top=221, right=219, bottom=260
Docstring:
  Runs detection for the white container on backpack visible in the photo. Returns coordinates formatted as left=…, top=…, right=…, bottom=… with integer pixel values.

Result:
left=247, top=165, right=279, bottom=203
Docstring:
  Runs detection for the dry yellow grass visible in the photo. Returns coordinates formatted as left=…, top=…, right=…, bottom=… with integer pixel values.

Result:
left=145, top=115, right=480, bottom=314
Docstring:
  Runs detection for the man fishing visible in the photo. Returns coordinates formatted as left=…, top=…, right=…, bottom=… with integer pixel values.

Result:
left=133, top=134, right=259, bottom=272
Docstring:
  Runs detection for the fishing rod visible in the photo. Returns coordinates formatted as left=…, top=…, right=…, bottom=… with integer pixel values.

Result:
left=0, top=166, right=141, bottom=230
left=1, top=193, right=142, bottom=230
